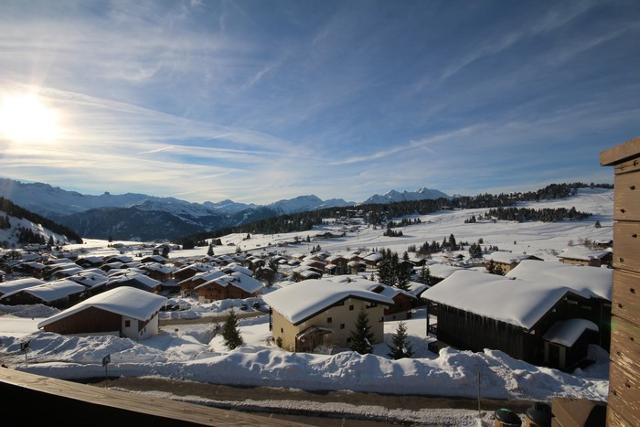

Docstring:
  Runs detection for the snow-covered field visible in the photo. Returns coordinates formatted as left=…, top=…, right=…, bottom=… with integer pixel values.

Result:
left=0, top=188, right=613, bottom=403
left=0, top=309, right=608, bottom=402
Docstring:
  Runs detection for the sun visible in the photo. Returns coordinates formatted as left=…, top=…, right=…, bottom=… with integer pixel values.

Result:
left=0, top=93, right=61, bottom=144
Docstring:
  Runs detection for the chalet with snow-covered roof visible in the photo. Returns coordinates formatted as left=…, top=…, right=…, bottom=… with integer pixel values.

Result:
left=263, top=277, right=393, bottom=352
left=194, top=272, right=263, bottom=302
left=557, top=246, right=612, bottom=267
left=484, top=252, right=543, bottom=274
left=174, top=263, right=210, bottom=282
left=506, top=260, right=613, bottom=349
left=178, top=269, right=225, bottom=295
left=422, top=263, right=465, bottom=285
left=362, top=252, right=383, bottom=267
left=140, top=255, right=167, bottom=264
left=67, top=271, right=109, bottom=296
left=13, top=261, right=46, bottom=278
left=108, top=272, right=161, bottom=293
left=140, top=262, right=173, bottom=282
left=291, top=265, right=323, bottom=282
left=0, top=279, right=86, bottom=308
left=0, top=277, right=45, bottom=297
left=423, top=265, right=612, bottom=371
left=38, top=286, right=166, bottom=340
left=75, top=256, right=104, bottom=268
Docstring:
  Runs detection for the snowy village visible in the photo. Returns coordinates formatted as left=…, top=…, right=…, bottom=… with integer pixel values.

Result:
left=1, top=1, right=639, bottom=426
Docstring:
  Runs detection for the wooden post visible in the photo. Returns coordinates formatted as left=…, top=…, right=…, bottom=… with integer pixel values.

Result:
left=477, top=370, right=481, bottom=417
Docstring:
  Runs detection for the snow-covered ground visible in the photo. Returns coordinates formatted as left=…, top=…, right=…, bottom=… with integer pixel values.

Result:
left=0, top=309, right=608, bottom=402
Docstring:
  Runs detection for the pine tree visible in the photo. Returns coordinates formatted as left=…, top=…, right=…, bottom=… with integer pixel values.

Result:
left=595, top=220, right=601, bottom=228
left=222, top=310, right=243, bottom=350
left=388, top=322, right=413, bottom=359
left=47, top=235, right=54, bottom=247
left=419, top=266, right=430, bottom=285
left=350, top=310, right=374, bottom=354
left=396, top=254, right=412, bottom=291
left=207, top=243, right=214, bottom=256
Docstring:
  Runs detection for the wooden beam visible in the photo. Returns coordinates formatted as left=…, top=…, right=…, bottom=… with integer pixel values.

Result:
left=0, top=367, right=309, bottom=426
left=600, top=136, right=640, bottom=166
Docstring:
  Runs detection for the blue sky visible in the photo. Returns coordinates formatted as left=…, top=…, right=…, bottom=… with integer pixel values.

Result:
left=0, top=0, right=638, bottom=203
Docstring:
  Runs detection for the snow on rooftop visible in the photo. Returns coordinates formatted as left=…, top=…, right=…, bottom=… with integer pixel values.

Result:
left=543, top=319, right=598, bottom=347
left=422, top=270, right=570, bottom=329
left=484, top=252, right=540, bottom=264
left=263, top=276, right=394, bottom=324
left=3, top=279, right=86, bottom=302
left=67, top=271, right=109, bottom=289
left=426, top=263, right=465, bottom=279
left=38, top=286, right=167, bottom=328
left=109, top=272, right=160, bottom=289
left=0, top=278, right=46, bottom=296
left=197, top=271, right=263, bottom=294
left=506, top=260, right=612, bottom=301
left=558, top=246, right=611, bottom=261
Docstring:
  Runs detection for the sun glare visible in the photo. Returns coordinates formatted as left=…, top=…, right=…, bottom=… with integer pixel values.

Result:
left=0, top=93, right=60, bottom=143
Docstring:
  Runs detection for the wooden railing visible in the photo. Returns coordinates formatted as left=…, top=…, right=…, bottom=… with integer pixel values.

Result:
left=0, top=367, right=309, bottom=426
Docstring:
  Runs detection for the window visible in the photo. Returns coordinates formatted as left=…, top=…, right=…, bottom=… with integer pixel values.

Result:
left=280, top=328, right=284, bottom=333
left=340, top=323, right=345, bottom=329
left=327, top=317, right=332, bottom=324
left=349, top=305, right=354, bottom=311
left=347, top=337, right=351, bottom=343
left=124, top=320, right=131, bottom=327
left=367, top=302, right=377, bottom=308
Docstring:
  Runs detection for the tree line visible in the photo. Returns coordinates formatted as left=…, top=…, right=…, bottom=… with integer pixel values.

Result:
left=176, top=182, right=610, bottom=246
left=0, top=197, right=83, bottom=243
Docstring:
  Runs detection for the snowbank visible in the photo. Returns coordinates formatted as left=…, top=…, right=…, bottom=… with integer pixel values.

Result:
left=7, top=331, right=607, bottom=401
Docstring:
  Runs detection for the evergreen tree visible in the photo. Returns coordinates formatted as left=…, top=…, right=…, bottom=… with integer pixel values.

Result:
left=388, top=322, right=413, bottom=359
left=350, top=310, right=374, bottom=354
left=396, top=252, right=412, bottom=291
left=207, top=243, right=214, bottom=256
left=595, top=220, right=601, bottom=228
left=47, top=235, right=54, bottom=247
left=222, top=310, right=243, bottom=349
left=448, top=234, right=457, bottom=250
left=419, top=266, right=430, bottom=284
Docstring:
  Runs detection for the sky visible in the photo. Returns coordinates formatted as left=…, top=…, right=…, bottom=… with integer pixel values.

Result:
left=0, top=0, right=638, bottom=204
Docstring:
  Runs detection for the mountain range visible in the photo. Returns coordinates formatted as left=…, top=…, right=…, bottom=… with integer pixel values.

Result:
left=0, top=178, right=447, bottom=241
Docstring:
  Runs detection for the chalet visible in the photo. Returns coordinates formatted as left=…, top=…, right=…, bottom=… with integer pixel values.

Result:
left=0, top=277, right=45, bottom=297
left=38, top=286, right=166, bottom=340
left=0, top=279, right=86, bottom=308
left=140, top=262, right=173, bottom=282
left=263, top=278, right=393, bottom=352
left=423, top=267, right=612, bottom=371
left=557, top=247, right=612, bottom=267
left=178, top=269, right=225, bottom=295
left=348, top=260, right=366, bottom=274
left=363, top=252, right=383, bottom=267
left=194, top=272, right=263, bottom=302
left=50, top=265, right=84, bottom=280
left=13, top=261, right=46, bottom=278
left=67, top=271, right=109, bottom=296
left=75, top=256, right=104, bottom=268
left=174, top=263, right=210, bottom=282
left=484, top=252, right=543, bottom=274
left=344, top=276, right=418, bottom=320
left=104, top=255, right=133, bottom=264
left=100, top=261, right=124, bottom=272
left=222, top=263, right=253, bottom=276
left=325, top=255, right=348, bottom=275
left=421, top=263, right=464, bottom=285
left=291, top=266, right=322, bottom=282
left=108, top=272, right=161, bottom=293
left=506, top=260, right=613, bottom=349
left=43, top=262, right=80, bottom=279
left=140, top=255, right=167, bottom=264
